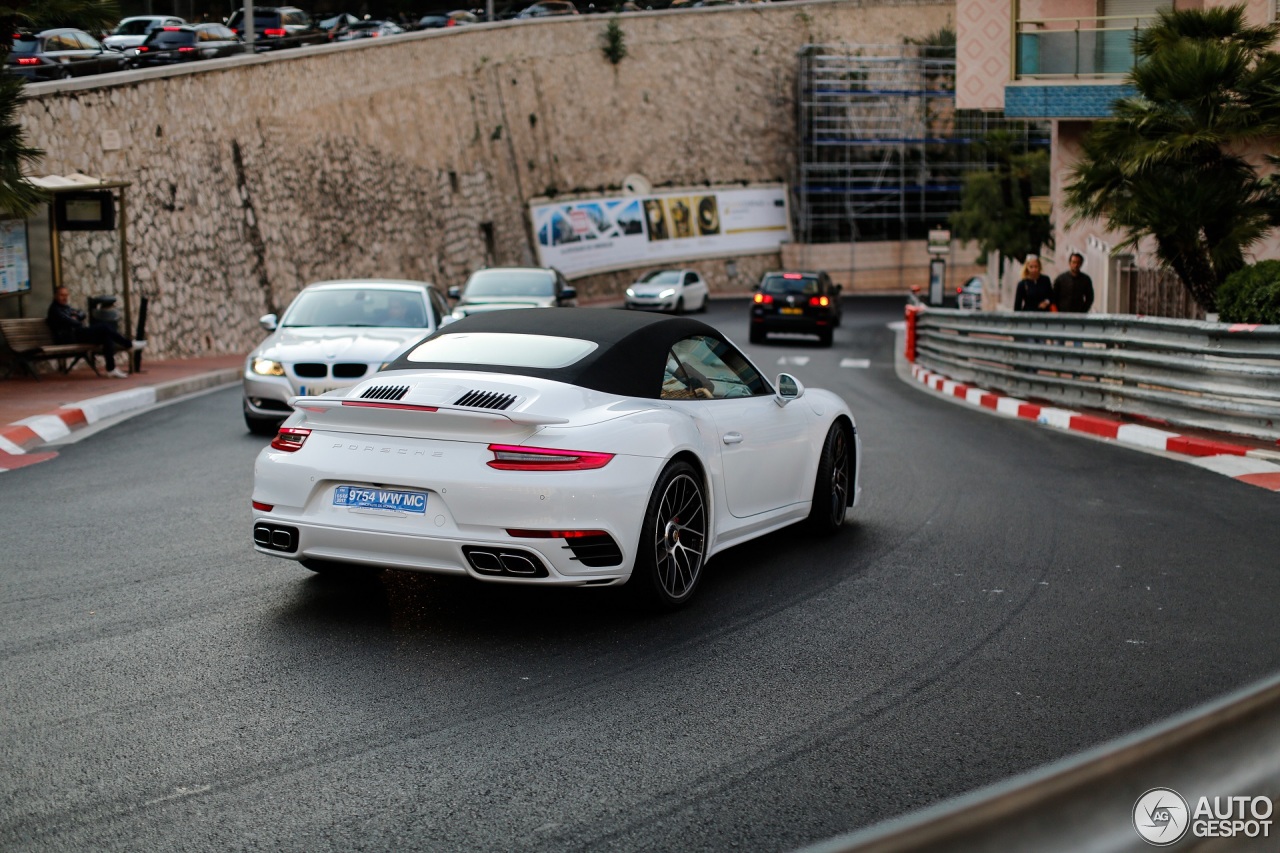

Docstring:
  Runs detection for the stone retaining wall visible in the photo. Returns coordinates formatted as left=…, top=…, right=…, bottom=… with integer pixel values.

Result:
left=15, top=0, right=952, bottom=358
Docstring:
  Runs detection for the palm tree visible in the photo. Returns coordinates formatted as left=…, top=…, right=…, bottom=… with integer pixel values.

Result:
left=1064, top=5, right=1280, bottom=313
left=0, top=0, right=119, bottom=217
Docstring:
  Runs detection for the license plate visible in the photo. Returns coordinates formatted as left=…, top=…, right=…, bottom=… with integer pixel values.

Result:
left=299, top=384, right=341, bottom=396
left=781, top=307, right=803, bottom=315
left=333, top=485, right=427, bottom=513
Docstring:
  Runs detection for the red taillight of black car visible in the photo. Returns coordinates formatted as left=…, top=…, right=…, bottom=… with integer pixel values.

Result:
left=16, top=57, right=39, bottom=65
left=808, top=295, right=830, bottom=307
left=270, top=427, right=311, bottom=452
left=487, top=444, right=614, bottom=471
left=264, top=28, right=287, bottom=36
left=753, top=293, right=773, bottom=305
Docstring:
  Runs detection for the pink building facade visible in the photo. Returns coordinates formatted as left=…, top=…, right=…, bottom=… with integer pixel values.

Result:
left=957, top=0, right=1279, bottom=312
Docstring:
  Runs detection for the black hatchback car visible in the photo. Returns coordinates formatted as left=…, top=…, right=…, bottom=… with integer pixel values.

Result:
left=127, top=24, right=245, bottom=67
left=7, top=28, right=126, bottom=80
left=749, top=271, right=843, bottom=346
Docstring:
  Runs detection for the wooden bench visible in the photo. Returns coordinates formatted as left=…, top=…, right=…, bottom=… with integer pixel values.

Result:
left=0, top=317, right=104, bottom=380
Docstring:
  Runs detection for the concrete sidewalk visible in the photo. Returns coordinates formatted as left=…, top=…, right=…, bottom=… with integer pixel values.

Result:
left=1, top=354, right=243, bottom=469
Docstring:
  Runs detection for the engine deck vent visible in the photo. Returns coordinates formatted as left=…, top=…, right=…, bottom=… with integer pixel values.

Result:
left=455, top=390, right=517, bottom=410
left=361, top=385, right=409, bottom=401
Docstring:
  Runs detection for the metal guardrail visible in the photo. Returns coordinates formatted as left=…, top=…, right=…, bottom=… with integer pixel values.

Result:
left=798, top=672, right=1280, bottom=853
left=910, top=308, right=1280, bottom=441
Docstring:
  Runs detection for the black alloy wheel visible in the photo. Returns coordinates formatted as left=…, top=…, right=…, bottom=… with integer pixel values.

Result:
left=807, top=422, right=850, bottom=533
left=631, top=461, right=707, bottom=609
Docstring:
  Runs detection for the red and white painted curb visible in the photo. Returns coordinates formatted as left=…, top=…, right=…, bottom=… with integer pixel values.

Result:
left=0, top=387, right=156, bottom=472
left=910, top=364, right=1280, bottom=492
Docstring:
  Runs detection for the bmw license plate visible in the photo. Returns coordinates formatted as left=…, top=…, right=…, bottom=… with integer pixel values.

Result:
left=781, top=307, right=803, bottom=315
left=333, top=485, right=427, bottom=514
left=299, top=384, right=341, bottom=396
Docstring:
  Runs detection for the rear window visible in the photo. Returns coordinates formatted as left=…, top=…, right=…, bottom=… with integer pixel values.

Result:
left=406, top=333, right=596, bottom=369
left=760, top=274, right=819, bottom=296
left=11, top=37, right=38, bottom=54
left=148, top=30, right=194, bottom=46
left=113, top=19, right=157, bottom=35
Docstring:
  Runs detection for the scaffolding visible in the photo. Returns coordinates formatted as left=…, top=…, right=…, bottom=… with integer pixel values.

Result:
left=795, top=44, right=1049, bottom=245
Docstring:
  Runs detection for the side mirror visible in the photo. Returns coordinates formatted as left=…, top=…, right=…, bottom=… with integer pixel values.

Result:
left=447, top=285, right=461, bottom=300
left=560, top=286, right=577, bottom=302
left=775, top=372, right=805, bottom=406
left=259, top=313, right=278, bottom=332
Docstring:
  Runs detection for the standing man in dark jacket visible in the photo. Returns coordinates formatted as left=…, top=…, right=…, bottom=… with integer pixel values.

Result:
left=46, top=287, right=143, bottom=378
left=1053, top=252, right=1095, bottom=313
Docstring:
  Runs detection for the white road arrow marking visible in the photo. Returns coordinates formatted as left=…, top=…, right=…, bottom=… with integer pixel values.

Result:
left=776, top=356, right=810, bottom=366
left=840, top=358, right=871, bottom=368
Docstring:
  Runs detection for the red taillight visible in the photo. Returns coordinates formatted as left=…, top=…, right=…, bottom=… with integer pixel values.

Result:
left=252, top=500, right=274, bottom=512
left=487, top=444, right=613, bottom=471
left=270, top=427, right=310, bottom=452
left=230, top=27, right=239, bottom=34
left=136, top=46, right=149, bottom=52
left=17, top=57, right=39, bottom=65
left=506, top=528, right=609, bottom=538
left=178, top=46, right=195, bottom=52
left=753, top=293, right=773, bottom=304
left=809, top=295, right=830, bottom=307
left=446, top=18, right=457, bottom=26
left=162, top=26, right=183, bottom=30
left=783, top=273, right=804, bottom=279
left=340, top=401, right=439, bottom=412
left=956, top=286, right=964, bottom=294
left=264, top=28, right=287, bottom=36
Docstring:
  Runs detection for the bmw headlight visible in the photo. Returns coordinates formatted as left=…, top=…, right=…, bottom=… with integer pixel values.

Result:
left=625, top=287, right=636, bottom=298
left=252, top=358, right=285, bottom=376
left=658, top=288, right=676, bottom=299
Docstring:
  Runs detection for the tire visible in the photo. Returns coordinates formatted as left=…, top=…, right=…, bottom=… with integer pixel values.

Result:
left=245, top=411, right=282, bottom=436
left=698, top=294, right=709, bottom=313
left=55, top=67, right=73, bottom=80
left=808, top=422, right=851, bottom=534
left=628, top=461, right=708, bottom=610
left=674, top=296, right=685, bottom=315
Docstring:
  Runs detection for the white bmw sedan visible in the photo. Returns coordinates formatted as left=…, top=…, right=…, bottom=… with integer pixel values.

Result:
left=243, top=279, right=451, bottom=435
left=251, top=309, right=860, bottom=609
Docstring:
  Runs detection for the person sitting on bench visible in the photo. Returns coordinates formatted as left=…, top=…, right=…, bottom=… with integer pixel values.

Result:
left=46, top=287, right=144, bottom=379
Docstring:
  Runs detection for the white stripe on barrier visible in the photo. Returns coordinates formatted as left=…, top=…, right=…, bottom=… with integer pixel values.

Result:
left=76, top=388, right=157, bottom=424
left=1190, top=454, right=1280, bottom=477
left=1036, top=408, right=1075, bottom=429
left=996, top=398, right=1026, bottom=417
left=0, top=435, right=25, bottom=455
left=1116, top=423, right=1179, bottom=451
left=965, top=388, right=986, bottom=405
left=16, top=414, right=71, bottom=442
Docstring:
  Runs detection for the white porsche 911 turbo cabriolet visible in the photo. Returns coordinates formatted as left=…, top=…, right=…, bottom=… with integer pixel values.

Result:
left=251, top=309, right=861, bottom=608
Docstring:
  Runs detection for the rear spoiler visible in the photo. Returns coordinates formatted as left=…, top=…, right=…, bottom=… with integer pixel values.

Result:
left=290, top=396, right=569, bottom=426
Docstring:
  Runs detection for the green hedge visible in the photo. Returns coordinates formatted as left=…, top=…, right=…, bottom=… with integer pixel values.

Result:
left=1217, top=261, right=1280, bottom=324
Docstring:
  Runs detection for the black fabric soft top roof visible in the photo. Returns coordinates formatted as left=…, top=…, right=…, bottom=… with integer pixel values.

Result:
left=383, top=307, right=726, bottom=399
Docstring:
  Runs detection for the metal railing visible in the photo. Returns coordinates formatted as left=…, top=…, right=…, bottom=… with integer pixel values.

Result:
left=1014, top=14, right=1156, bottom=79
left=798, top=672, right=1280, bottom=853
left=911, top=308, right=1280, bottom=441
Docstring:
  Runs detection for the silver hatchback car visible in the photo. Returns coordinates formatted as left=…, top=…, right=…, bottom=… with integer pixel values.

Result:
left=243, top=279, right=451, bottom=435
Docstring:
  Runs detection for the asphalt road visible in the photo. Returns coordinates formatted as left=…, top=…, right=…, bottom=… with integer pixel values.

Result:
left=2, top=297, right=1277, bottom=852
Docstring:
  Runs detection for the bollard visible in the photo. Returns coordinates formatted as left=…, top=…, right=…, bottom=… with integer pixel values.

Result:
left=904, top=303, right=922, bottom=362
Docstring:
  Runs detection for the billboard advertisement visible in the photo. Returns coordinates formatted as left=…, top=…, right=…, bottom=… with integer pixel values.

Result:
left=531, top=185, right=792, bottom=279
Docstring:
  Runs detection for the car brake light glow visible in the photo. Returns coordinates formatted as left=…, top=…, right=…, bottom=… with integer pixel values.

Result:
left=487, top=444, right=614, bottom=471
left=783, top=273, right=804, bottom=279
left=270, top=427, right=310, bottom=452
left=753, top=293, right=773, bottom=304
left=17, top=57, right=39, bottom=65
left=340, top=401, right=439, bottom=412
left=252, top=500, right=274, bottom=512
left=957, top=286, right=964, bottom=293
left=178, top=46, right=195, bottom=52
left=162, top=26, right=183, bottom=30
left=264, top=28, right=287, bottom=36
left=136, top=46, right=149, bottom=51
left=505, top=528, right=609, bottom=538
left=808, top=295, right=830, bottom=307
